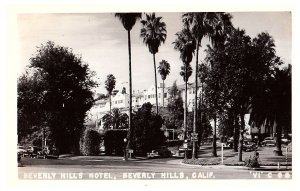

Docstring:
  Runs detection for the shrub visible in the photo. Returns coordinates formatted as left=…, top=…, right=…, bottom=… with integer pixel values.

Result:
left=80, top=128, right=101, bottom=156
left=132, top=103, right=166, bottom=156
left=104, top=129, right=127, bottom=156
left=245, top=155, right=260, bottom=168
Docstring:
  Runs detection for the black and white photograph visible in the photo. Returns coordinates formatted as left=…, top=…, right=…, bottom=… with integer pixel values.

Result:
left=2, top=0, right=297, bottom=189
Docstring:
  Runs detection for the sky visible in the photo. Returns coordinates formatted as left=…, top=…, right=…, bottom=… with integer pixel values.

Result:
left=17, top=12, right=292, bottom=94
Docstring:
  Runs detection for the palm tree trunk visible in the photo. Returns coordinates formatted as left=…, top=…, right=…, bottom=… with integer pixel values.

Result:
left=192, top=40, right=200, bottom=159
left=184, top=63, right=188, bottom=141
left=126, top=29, right=133, bottom=160
left=238, top=112, right=245, bottom=162
left=109, top=94, right=112, bottom=114
left=153, top=54, right=159, bottom=115
left=162, top=80, right=165, bottom=107
left=212, top=113, right=217, bottom=157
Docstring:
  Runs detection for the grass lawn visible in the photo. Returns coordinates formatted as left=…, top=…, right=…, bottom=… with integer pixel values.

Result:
left=182, top=145, right=292, bottom=166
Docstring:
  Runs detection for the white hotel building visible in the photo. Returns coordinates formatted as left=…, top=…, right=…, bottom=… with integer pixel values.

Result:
left=87, top=82, right=202, bottom=130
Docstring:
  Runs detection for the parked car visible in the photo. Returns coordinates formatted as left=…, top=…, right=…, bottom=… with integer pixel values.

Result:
left=262, top=137, right=276, bottom=147
left=281, top=138, right=291, bottom=145
left=147, top=146, right=172, bottom=158
left=17, top=145, right=26, bottom=157
left=147, top=150, right=159, bottom=158
left=37, top=146, right=59, bottom=159
left=26, top=146, right=42, bottom=158
left=243, top=141, right=258, bottom=152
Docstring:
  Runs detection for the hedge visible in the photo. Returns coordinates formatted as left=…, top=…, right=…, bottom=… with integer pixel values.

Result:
left=80, top=128, right=101, bottom=156
left=104, top=129, right=127, bottom=156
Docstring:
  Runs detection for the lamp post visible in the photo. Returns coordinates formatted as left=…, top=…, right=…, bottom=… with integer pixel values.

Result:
left=184, top=139, right=188, bottom=160
left=123, top=138, right=128, bottom=161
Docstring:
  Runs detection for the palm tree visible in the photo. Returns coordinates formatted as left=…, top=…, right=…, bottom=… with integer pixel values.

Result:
left=140, top=13, right=167, bottom=115
left=174, top=28, right=196, bottom=159
left=105, top=74, right=116, bottom=114
left=158, top=60, right=170, bottom=107
left=114, top=13, right=141, bottom=160
left=182, top=12, right=233, bottom=159
left=102, top=108, right=129, bottom=130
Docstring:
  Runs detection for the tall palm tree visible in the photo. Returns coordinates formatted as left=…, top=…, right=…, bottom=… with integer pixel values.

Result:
left=115, top=13, right=141, bottom=160
left=182, top=12, right=233, bottom=159
left=105, top=74, right=116, bottom=114
left=174, top=28, right=196, bottom=159
left=158, top=60, right=170, bottom=107
left=140, top=13, right=167, bottom=115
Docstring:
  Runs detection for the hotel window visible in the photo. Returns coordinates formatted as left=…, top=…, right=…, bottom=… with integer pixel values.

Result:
left=164, top=93, right=167, bottom=98
left=159, top=93, right=160, bottom=98
left=148, top=95, right=150, bottom=99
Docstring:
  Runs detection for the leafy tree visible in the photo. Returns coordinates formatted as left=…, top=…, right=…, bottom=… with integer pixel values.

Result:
left=204, top=29, right=283, bottom=160
left=250, top=65, right=291, bottom=155
left=140, top=13, right=167, bottom=114
left=158, top=59, right=170, bottom=107
left=102, top=108, right=129, bottom=130
left=168, top=80, right=179, bottom=99
left=166, top=81, right=184, bottom=131
left=19, top=41, right=98, bottom=154
left=105, top=74, right=116, bottom=114
left=174, top=28, right=195, bottom=147
left=132, top=103, right=165, bottom=156
left=18, top=71, right=47, bottom=144
left=115, top=13, right=142, bottom=160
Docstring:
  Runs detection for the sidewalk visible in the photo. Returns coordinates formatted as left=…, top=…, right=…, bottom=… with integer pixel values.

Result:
left=59, top=155, right=148, bottom=161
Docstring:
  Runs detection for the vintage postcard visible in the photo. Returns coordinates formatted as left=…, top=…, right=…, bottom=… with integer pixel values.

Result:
left=4, top=0, right=297, bottom=190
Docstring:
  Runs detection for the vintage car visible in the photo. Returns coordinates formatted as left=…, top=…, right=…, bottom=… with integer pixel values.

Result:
left=243, top=140, right=258, bottom=152
left=262, top=137, right=276, bottom=147
left=37, top=146, right=59, bottom=159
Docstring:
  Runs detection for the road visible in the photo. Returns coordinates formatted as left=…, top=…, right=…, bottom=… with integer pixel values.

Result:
left=18, top=156, right=292, bottom=180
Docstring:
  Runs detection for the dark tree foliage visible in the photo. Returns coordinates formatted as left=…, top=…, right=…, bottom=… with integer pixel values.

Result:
left=165, top=81, right=184, bottom=130
left=18, top=72, right=47, bottom=144
left=132, top=103, right=165, bottom=156
left=80, top=128, right=101, bottom=156
left=104, top=129, right=128, bottom=156
left=18, top=41, right=98, bottom=154
left=250, top=65, right=291, bottom=155
left=204, top=28, right=284, bottom=159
